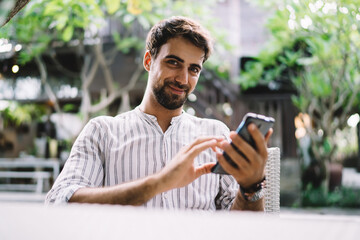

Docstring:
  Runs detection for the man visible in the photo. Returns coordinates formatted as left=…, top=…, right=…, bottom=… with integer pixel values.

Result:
left=46, top=16, right=272, bottom=211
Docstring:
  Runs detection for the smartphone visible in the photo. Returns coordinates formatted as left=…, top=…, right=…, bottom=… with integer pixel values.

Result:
left=211, top=113, right=275, bottom=174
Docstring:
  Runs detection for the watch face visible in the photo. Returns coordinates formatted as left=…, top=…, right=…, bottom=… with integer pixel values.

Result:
left=240, top=179, right=266, bottom=202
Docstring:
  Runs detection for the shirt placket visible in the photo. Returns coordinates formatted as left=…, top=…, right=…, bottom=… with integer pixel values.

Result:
left=161, top=127, right=173, bottom=209
left=141, top=111, right=181, bottom=209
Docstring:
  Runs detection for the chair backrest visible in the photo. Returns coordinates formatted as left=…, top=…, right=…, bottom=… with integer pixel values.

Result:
left=265, top=147, right=281, bottom=213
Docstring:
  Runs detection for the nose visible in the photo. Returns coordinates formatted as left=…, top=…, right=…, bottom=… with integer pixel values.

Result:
left=174, top=67, right=188, bottom=85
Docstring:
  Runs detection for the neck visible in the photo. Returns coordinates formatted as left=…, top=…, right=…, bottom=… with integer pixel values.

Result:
left=139, top=91, right=183, bottom=132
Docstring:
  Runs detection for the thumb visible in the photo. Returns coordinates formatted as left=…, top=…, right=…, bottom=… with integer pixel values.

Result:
left=194, top=162, right=216, bottom=178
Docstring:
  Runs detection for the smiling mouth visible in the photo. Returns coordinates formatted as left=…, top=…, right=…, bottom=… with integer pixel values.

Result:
left=168, top=85, right=186, bottom=95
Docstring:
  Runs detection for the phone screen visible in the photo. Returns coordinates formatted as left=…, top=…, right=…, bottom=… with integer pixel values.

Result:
left=211, top=113, right=275, bottom=175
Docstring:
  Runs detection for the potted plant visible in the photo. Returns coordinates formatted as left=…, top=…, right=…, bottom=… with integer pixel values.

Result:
left=239, top=0, right=360, bottom=192
left=0, top=101, right=47, bottom=156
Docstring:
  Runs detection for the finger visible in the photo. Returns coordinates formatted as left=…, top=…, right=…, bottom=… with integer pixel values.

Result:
left=229, top=131, right=254, bottom=156
left=226, top=132, right=254, bottom=165
left=216, top=152, right=244, bottom=176
left=220, top=143, right=251, bottom=172
left=247, top=124, right=268, bottom=157
left=187, top=139, right=220, bottom=159
left=185, top=136, right=224, bottom=152
left=194, top=162, right=216, bottom=178
left=211, top=146, right=217, bottom=152
left=264, top=128, right=273, bottom=144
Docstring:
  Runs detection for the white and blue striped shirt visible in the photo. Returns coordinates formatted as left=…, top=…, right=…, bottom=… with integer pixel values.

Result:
left=46, top=107, right=238, bottom=210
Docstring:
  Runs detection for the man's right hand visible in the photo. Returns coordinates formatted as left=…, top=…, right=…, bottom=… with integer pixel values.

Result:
left=156, top=136, right=223, bottom=192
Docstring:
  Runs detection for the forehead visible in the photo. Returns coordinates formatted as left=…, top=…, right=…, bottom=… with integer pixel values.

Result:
left=157, top=37, right=205, bottom=65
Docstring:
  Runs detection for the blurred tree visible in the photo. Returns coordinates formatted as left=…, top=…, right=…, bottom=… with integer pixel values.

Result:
left=0, top=0, right=233, bottom=126
left=239, top=0, right=360, bottom=189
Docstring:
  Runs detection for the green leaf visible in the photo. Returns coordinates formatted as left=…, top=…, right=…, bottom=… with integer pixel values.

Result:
left=291, top=95, right=308, bottom=112
left=18, top=51, right=33, bottom=65
left=105, top=0, right=121, bottom=15
left=44, top=3, right=62, bottom=16
left=238, top=61, right=264, bottom=90
left=112, top=32, right=121, bottom=44
left=63, top=104, right=76, bottom=112
left=115, top=37, right=139, bottom=54
left=55, top=14, right=68, bottom=31
left=62, top=25, right=74, bottom=42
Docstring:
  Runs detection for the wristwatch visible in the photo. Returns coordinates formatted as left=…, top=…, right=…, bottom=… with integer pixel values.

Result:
left=239, top=177, right=266, bottom=202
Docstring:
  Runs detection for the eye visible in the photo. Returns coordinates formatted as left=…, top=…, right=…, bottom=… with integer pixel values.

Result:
left=167, top=60, right=178, bottom=66
left=189, top=66, right=200, bottom=74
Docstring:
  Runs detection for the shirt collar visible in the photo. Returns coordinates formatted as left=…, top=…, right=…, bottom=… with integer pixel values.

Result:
left=135, top=106, right=184, bottom=125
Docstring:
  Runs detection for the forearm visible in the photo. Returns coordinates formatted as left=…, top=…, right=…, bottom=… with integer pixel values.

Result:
left=230, top=190, right=264, bottom=211
left=69, top=174, right=164, bottom=205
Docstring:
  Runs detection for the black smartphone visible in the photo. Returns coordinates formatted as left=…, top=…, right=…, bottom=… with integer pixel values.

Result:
left=211, top=113, right=275, bottom=174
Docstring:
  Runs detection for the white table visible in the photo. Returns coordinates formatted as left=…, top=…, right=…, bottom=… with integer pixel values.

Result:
left=0, top=203, right=359, bottom=240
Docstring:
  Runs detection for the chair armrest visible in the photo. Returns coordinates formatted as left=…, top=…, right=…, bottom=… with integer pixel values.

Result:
left=265, top=147, right=281, bottom=213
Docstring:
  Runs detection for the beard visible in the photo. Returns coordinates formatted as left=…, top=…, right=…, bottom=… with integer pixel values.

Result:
left=153, top=79, right=190, bottom=110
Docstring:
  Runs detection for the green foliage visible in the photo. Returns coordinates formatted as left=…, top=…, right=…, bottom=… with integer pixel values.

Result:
left=240, top=0, right=360, bottom=165
left=1, top=0, right=233, bottom=126
left=0, top=0, right=104, bottom=64
left=1, top=0, right=231, bottom=76
left=62, top=104, right=77, bottom=113
left=240, top=0, right=360, bottom=94
left=238, top=61, right=264, bottom=89
left=112, top=33, right=143, bottom=54
left=302, top=184, right=360, bottom=208
left=0, top=102, right=47, bottom=127
left=302, top=184, right=328, bottom=207
left=104, top=0, right=121, bottom=15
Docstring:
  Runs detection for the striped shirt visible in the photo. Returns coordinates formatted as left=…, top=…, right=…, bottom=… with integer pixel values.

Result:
left=45, top=107, right=238, bottom=210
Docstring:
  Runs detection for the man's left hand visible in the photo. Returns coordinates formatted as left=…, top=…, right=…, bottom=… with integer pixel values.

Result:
left=216, top=124, right=273, bottom=188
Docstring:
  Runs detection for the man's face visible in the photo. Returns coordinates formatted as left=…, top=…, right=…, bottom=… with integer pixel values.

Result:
left=145, top=37, right=205, bottom=110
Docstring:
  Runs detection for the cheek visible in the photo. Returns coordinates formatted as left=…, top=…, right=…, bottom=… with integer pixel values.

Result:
left=150, top=65, right=171, bottom=80
left=188, top=77, right=198, bottom=92
left=149, top=68, right=163, bottom=85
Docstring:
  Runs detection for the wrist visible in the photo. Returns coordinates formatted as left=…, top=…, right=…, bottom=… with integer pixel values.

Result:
left=239, top=176, right=266, bottom=202
left=150, top=172, right=167, bottom=194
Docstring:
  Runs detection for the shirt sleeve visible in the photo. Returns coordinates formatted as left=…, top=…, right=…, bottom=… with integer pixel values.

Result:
left=213, top=120, right=239, bottom=210
left=45, top=117, right=107, bottom=205
left=202, top=120, right=238, bottom=210
left=215, top=175, right=239, bottom=210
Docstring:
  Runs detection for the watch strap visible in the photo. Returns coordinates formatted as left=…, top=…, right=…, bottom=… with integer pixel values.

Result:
left=239, top=176, right=266, bottom=202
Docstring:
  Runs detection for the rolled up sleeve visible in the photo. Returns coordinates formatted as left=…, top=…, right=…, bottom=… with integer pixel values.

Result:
left=45, top=118, right=107, bottom=205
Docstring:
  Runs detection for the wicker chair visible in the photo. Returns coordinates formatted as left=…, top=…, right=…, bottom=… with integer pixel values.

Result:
left=265, top=147, right=281, bottom=213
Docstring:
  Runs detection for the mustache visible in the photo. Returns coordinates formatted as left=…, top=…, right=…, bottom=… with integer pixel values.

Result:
left=164, top=80, right=190, bottom=91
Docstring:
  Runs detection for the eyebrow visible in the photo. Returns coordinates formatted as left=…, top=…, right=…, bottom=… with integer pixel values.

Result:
left=165, top=54, right=202, bottom=70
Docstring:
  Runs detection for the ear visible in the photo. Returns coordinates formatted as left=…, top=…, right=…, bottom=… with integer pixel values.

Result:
left=143, top=51, right=152, bottom=72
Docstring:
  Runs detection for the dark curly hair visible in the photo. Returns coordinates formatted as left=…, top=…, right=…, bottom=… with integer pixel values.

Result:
left=146, top=16, right=213, bottom=63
